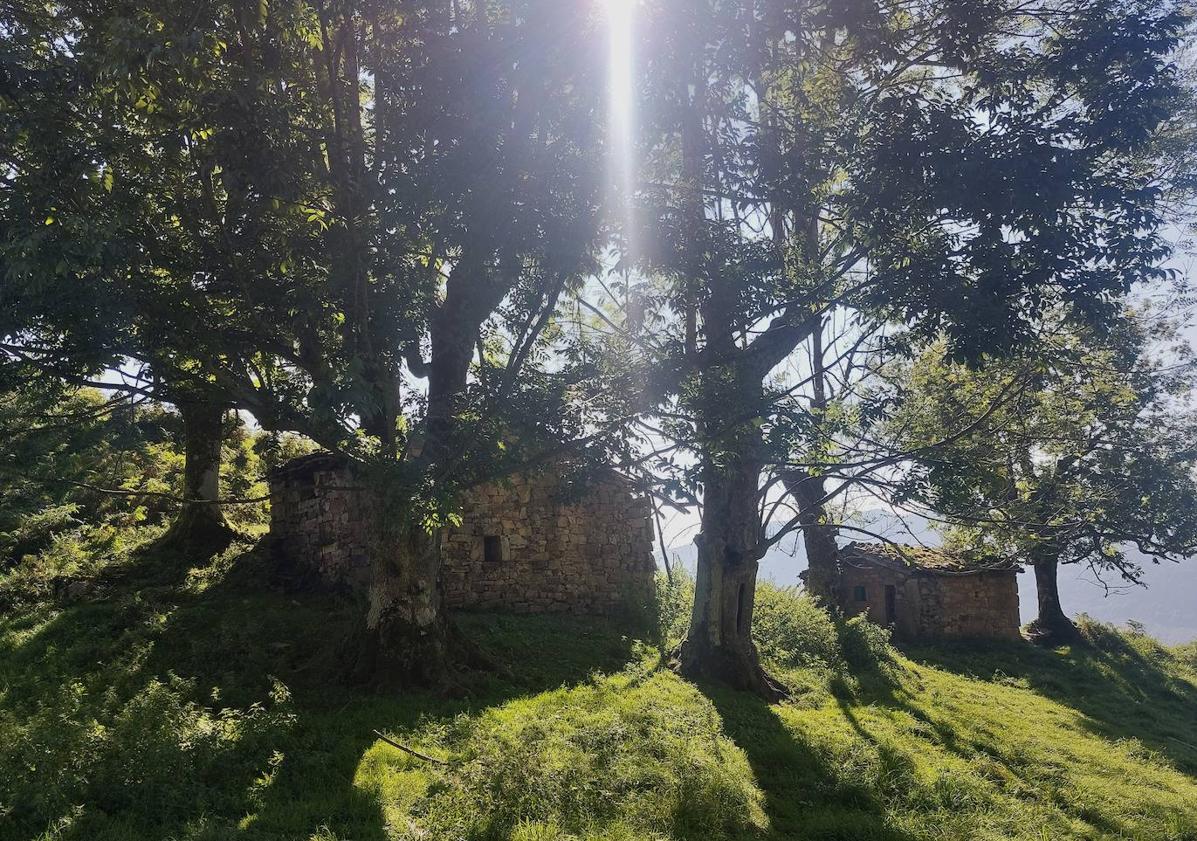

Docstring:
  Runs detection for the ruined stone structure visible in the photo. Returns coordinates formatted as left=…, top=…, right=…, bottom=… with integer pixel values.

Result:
left=835, top=542, right=1021, bottom=641
left=267, top=453, right=656, bottom=615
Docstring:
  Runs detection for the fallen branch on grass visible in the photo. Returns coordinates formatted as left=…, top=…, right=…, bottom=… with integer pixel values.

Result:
left=371, top=729, right=449, bottom=765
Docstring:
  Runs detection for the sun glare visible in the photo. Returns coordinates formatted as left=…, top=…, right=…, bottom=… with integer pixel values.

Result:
left=604, top=0, right=636, bottom=255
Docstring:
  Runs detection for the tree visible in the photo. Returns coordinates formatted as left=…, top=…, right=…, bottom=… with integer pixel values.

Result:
left=615, top=0, right=1189, bottom=694
left=781, top=315, right=855, bottom=607
left=0, top=0, right=266, bottom=549
left=886, top=314, right=1197, bottom=644
left=0, top=377, right=271, bottom=572
left=6, top=0, right=1192, bottom=692
left=3, top=0, right=615, bottom=684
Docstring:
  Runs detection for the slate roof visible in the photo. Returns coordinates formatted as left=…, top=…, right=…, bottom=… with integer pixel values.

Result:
left=838, top=541, right=1020, bottom=574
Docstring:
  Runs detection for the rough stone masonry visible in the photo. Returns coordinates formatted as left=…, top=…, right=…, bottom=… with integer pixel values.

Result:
left=836, top=542, right=1022, bottom=640
left=267, top=453, right=657, bottom=615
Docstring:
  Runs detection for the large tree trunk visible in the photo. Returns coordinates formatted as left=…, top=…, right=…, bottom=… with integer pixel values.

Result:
left=789, top=474, right=840, bottom=606
left=1026, top=554, right=1079, bottom=645
left=164, top=399, right=233, bottom=553
left=312, top=8, right=466, bottom=688
left=349, top=495, right=458, bottom=688
left=675, top=437, right=787, bottom=701
left=354, top=265, right=491, bottom=688
left=671, top=53, right=786, bottom=698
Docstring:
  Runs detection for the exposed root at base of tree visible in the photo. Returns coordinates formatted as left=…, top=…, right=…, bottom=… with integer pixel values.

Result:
left=156, top=509, right=236, bottom=558
left=339, top=616, right=496, bottom=697
left=1024, top=616, right=1082, bottom=648
left=671, top=638, right=789, bottom=703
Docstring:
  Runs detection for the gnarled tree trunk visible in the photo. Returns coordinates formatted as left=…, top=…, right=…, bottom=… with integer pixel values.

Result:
left=351, top=495, right=457, bottom=687
left=1026, top=553, right=1079, bottom=645
left=164, top=398, right=233, bottom=553
left=675, top=430, right=787, bottom=701
left=354, top=262, right=494, bottom=688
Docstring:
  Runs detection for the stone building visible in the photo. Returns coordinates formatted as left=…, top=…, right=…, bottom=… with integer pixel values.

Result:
left=836, top=542, right=1021, bottom=641
left=267, top=453, right=656, bottom=615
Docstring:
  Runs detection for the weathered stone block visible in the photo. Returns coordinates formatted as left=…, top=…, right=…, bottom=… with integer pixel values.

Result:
left=269, top=455, right=656, bottom=617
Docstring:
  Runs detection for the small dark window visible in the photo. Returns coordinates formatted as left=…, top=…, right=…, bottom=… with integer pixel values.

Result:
left=853, top=585, right=867, bottom=602
left=483, top=535, right=503, bottom=563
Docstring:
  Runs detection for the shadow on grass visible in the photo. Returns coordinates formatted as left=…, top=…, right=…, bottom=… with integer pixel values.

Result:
left=701, top=681, right=916, bottom=841
left=903, top=633, right=1197, bottom=775
left=0, top=540, right=639, bottom=841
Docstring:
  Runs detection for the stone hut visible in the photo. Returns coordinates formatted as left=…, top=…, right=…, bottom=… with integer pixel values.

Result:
left=836, top=542, right=1021, bottom=641
left=267, top=453, right=656, bottom=615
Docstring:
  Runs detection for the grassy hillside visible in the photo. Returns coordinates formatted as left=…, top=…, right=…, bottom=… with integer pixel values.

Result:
left=2, top=538, right=1196, bottom=841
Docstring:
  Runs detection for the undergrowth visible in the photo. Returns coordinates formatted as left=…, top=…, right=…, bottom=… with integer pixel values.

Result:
left=1, top=549, right=1195, bottom=841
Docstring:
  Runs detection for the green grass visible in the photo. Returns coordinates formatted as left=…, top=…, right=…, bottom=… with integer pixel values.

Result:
left=2, top=542, right=1196, bottom=841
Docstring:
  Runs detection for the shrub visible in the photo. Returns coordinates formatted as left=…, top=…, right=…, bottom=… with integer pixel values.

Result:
left=0, top=672, right=295, bottom=837
left=752, top=582, right=842, bottom=668
left=748, top=582, right=897, bottom=675
left=837, top=613, right=895, bottom=671
left=651, top=572, right=897, bottom=675
left=1077, top=613, right=1171, bottom=663
left=653, top=569, right=695, bottom=647
left=1074, top=614, right=1197, bottom=690
left=0, top=503, right=82, bottom=567
left=1173, top=640, right=1197, bottom=675
left=0, top=521, right=162, bottom=609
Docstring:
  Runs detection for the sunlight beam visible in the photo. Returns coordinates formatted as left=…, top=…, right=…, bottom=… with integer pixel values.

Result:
left=604, top=0, right=636, bottom=258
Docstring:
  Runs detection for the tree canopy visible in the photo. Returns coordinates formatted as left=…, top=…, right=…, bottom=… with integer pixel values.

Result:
left=885, top=311, right=1197, bottom=641
left=2, top=0, right=1195, bottom=690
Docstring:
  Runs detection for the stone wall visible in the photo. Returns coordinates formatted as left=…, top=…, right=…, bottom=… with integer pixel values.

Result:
left=926, top=571, right=1021, bottom=640
left=268, top=454, right=656, bottom=615
left=268, top=454, right=373, bottom=590
left=839, top=562, right=1021, bottom=641
left=839, top=562, right=917, bottom=636
left=440, top=471, right=656, bottom=613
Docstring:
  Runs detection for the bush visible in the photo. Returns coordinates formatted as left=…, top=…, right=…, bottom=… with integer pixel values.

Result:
left=653, top=569, right=695, bottom=647
left=1075, top=614, right=1197, bottom=688
left=749, top=582, right=896, bottom=675
left=837, top=613, right=895, bottom=671
left=1173, top=640, right=1197, bottom=675
left=752, top=582, right=842, bottom=668
left=0, top=503, right=82, bottom=566
left=0, top=673, right=295, bottom=837
left=651, top=572, right=896, bottom=675
left=1076, top=614, right=1171, bottom=663
left=0, top=521, right=162, bottom=609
